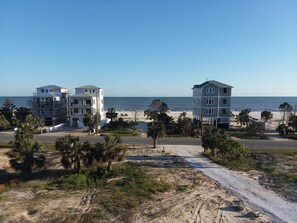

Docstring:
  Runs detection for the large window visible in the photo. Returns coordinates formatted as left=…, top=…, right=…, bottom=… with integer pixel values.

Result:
left=206, top=88, right=215, bottom=94
left=73, top=99, right=78, bottom=105
left=86, top=100, right=91, bottom=105
left=206, top=98, right=215, bottom=105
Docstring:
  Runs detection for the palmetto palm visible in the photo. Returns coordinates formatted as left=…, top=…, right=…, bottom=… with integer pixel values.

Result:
left=55, top=135, right=91, bottom=173
left=99, top=135, right=126, bottom=171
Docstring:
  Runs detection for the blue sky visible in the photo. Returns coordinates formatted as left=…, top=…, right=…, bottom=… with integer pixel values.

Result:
left=0, top=0, right=296, bottom=97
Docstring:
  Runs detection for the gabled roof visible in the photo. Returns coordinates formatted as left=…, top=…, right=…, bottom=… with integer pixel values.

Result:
left=37, top=85, right=66, bottom=89
left=76, top=85, right=101, bottom=89
left=193, top=80, right=233, bottom=89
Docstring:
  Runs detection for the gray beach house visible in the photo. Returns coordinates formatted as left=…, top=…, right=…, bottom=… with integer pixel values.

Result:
left=192, top=80, right=233, bottom=128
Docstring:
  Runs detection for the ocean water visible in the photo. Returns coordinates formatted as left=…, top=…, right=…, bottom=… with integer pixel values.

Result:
left=0, top=96, right=296, bottom=112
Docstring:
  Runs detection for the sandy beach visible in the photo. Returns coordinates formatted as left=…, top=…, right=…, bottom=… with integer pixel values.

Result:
left=117, top=110, right=283, bottom=131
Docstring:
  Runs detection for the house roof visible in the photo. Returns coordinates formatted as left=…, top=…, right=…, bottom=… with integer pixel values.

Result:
left=37, top=85, right=66, bottom=89
left=69, top=93, right=95, bottom=98
left=193, top=80, right=233, bottom=89
left=76, top=85, right=101, bottom=89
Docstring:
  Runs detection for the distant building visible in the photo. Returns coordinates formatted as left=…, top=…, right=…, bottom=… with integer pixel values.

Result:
left=69, top=85, right=104, bottom=129
left=192, top=80, right=233, bottom=128
left=31, top=85, right=69, bottom=126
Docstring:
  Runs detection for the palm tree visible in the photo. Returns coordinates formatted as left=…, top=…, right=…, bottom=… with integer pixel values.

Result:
left=202, top=127, right=226, bottom=157
left=236, top=108, right=251, bottom=128
left=106, top=108, right=118, bottom=122
left=261, top=110, right=273, bottom=123
left=7, top=120, right=46, bottom=174
left=97, top=135, right=126, bottom=171
left=147, top=121, right=165, bottom=148
left=84, top=111, right=96, bottom=135
left=279, top=102, right=293, bottom=124
left=55, top=135, right=91, bottom=173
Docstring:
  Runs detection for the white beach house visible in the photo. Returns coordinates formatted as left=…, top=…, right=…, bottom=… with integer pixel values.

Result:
left=69, top=85, right=104, bottom=129
left=192, top=80, right=233, bottom=128
left=31, top=85, right=69, bottom=126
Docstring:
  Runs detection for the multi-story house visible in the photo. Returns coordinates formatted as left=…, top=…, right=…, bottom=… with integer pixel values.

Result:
left=69, top=85, right=104, bottom=129
left=192, top=80, right=233, bottom=128
left=31, top=85, right=69, bottom=126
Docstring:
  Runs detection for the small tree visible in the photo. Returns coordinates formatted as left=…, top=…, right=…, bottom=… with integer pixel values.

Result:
left=144, top=99, right=169, bottom=122
left=236, top=109, right=251, bottom=127
left=202, top=127, right=226, bottom=157
left=55, top=135, right=91, bottom=173
left=96, top=135, right=126, bottom=171
left=7, top=119, right=46, bottom=174
left=106, top=108, right=118, bottom=122
left=219, top=138, right=248, bottom=164
left=147, top=121, right=165, bottom=148
left=0, top=98, right=16, bottom=126
left=288, top=114, right=297, bottom=132
left=279, top=102, right=293, bottom=124
left=177, top=112, right=192, bottom=135
left=261, top=110, right=273, bottom=123
left=84, top=111, right=96, bottom=135
left=132, top=106, right=141, bottom=124
left=0, top=115, right=10, bottom=131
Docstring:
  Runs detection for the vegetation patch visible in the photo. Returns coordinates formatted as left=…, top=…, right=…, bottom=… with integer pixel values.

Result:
left=225, top=130, right=268, bottom=140
left=249, top=148, right=297, bottom=202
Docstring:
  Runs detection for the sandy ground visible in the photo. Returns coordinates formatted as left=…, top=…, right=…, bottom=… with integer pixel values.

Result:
left=0, top=147, right=273, bottom=223
left=164, top=145, right=297, bottom=223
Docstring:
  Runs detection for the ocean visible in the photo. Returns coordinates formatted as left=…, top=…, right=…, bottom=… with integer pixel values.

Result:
left=0, top=96, right=296, bottom=112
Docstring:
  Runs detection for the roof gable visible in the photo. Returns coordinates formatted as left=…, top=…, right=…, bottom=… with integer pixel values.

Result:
left=193, top=80, right=233, bottom=89
left=76, top=85, right=100, bottom=89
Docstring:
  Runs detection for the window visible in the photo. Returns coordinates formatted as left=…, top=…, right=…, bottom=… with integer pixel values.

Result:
left=41, top=89, right=44, bottom=93
left=205, top=109, right=214, bottom=115
left=74, top=108, right=79, bottom=113
left=46, top=89, right=48, bottom=93
left=223, top=88, right=227, bottom=93
left=222, top=109, right=226, bottom=114
left=93, top=90, right=95, bottom=93
left=206, top=88, right=215, bottom=94
left=206, top=98, right=214, bottom=105
left=86, top=100, right=91, bottom=105
left=74, top=99, right=78, bottom=104
left=223, top=99, right=227, bottom=104
left=85, top=89, right=88, bottom=92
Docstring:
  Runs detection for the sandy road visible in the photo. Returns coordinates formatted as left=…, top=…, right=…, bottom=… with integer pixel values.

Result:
left=164, top=145, right=297, bottom=223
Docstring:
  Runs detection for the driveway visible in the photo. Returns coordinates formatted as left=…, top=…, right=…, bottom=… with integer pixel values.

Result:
left=164, top=145, right=297, bottom=223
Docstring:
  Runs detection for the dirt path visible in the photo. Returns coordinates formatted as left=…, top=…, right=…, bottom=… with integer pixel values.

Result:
left=164, top=145, right=297, bottom=223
